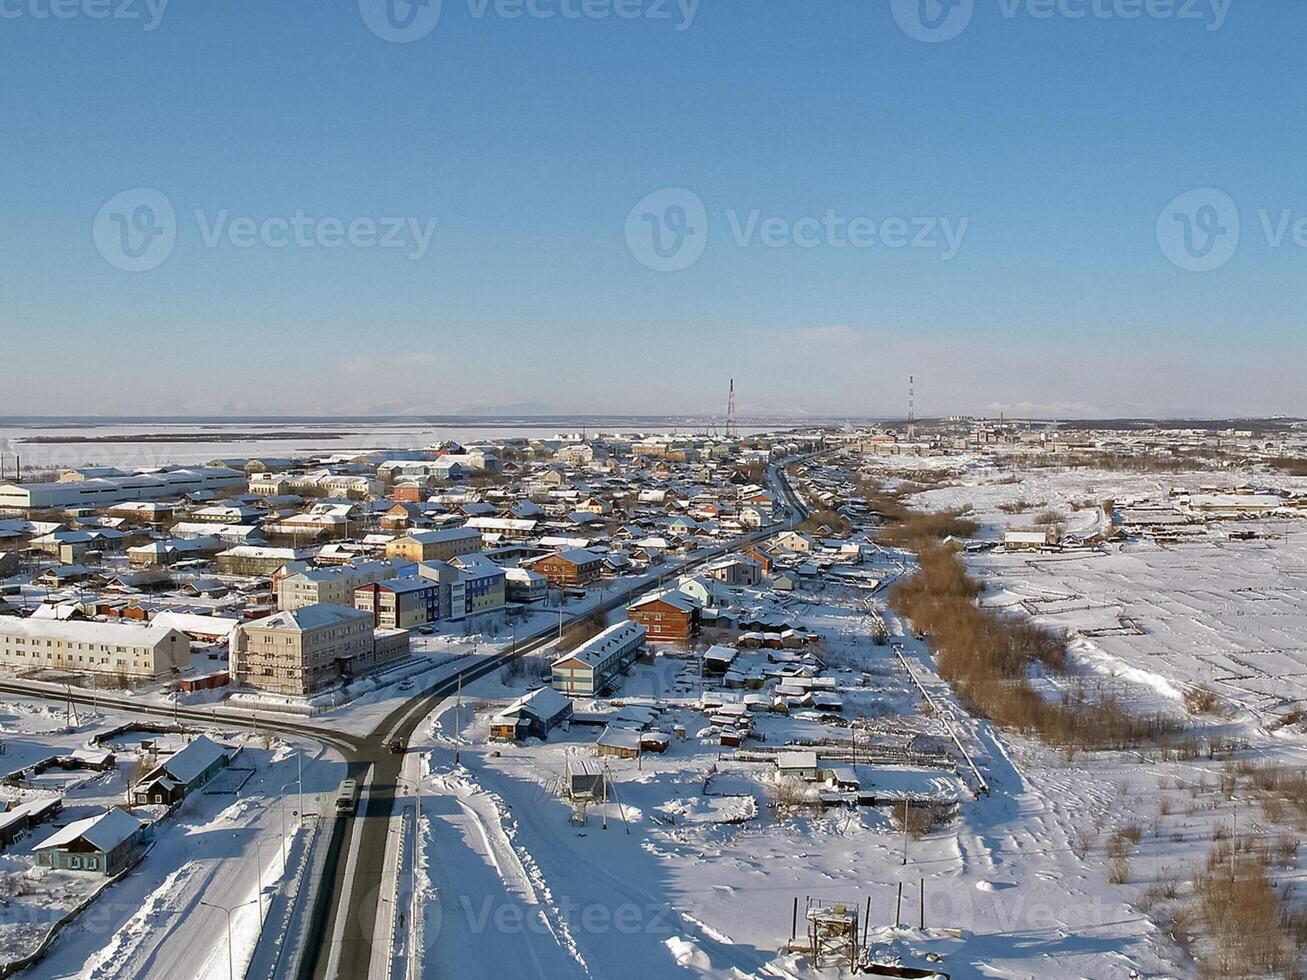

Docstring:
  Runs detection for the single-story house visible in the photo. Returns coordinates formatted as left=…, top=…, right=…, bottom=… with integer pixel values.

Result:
left=490, top=687, right=574, bottom=742
left=776, top=750, right=820, bottom=781
left=132, top=735, right=231, bottom=806
left=31, top=807, right=147, bottom=875
left=596, top=725, right=642, bottom=759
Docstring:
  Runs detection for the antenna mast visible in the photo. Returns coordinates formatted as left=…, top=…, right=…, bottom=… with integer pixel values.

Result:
left=907, top=376, right=916, bottom=442
left=725, top=379, right=738, bottom=440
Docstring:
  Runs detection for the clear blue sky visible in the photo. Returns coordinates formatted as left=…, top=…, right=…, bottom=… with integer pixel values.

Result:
left=2, top=0, right=1303, bottom=418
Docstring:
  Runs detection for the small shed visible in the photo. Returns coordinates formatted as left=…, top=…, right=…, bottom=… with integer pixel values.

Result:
left=596, top=726, right=641, bottom=759
left=566, top=759, right=606, bottom=801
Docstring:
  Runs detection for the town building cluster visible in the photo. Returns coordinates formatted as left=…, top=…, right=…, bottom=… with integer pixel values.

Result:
left=0, top=431, right=821, bottom=700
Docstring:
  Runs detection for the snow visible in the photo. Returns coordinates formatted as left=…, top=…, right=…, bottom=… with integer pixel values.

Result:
left=0, top=691, right=345, bottom=979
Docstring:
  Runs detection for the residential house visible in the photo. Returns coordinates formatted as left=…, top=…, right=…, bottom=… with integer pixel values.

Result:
left=131, top=735, right=231, bottom=805
left=596, top=726, right=642, bottom=759
left=628, top=591, right=700, bottom=643
left=490, top=687, right=574, bottom=742
left=703, top=555, right=762, bottom=587
left=31, top=807, right=147, bottom=876
left=529, top=548, right=603, bottom=587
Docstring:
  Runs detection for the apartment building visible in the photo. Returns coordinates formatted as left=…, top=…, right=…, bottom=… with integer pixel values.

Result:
left=551, top=621, right=645, bottom=696
left=230, top=604, right=408, bottom=697
left=627, top=591, right=700, bottom=643
left=354, top=577, right=441, bottom=630
left=216, top=546, right=314, bottom=577
left=278, top=560, right=398, bottom=610
left=0, top=620, right=190, bottom=678
left=386, top=527, right=482, bottom=563
left=528, top=548, right=603, bottom=587
left=450, top=553, right=506, bottom=617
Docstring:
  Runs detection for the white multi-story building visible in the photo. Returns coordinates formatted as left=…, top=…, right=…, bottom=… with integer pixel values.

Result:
left=550, top=621, right=646, bottom=697
left=0, top=620, right=190, bottom=679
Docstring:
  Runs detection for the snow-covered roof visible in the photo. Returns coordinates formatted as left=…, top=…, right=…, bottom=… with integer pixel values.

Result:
left=503, top=686, right=572, bottom=722
left=150, top=611, right=241, bottom=640
left=243, top=604, right=371, bottom=632
left=777, top=751, right=818, bottom=770
left=154, top=735, right=228, bottom=785
left=33, top=807, right=144, bottom=853
left=0, top=618, right=184, bottom=648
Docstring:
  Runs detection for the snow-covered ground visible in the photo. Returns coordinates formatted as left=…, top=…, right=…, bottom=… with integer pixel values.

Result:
left=400, top=576, right=1205, bottom=978
left=0, top=698, right=347, bottom=979
left=376, top=456, right=1307, bottom=979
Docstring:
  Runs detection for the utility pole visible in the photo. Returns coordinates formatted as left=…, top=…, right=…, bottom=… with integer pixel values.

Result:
left=902, top=798, right=910, bottom=866
left=454, top=673, right=462, bottom=766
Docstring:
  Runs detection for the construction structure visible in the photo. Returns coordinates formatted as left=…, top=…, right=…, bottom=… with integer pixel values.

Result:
left=805, top=898, right=860, bottom=970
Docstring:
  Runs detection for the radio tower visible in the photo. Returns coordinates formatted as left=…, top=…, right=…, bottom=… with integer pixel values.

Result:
left=725, top=379, right=738, bottom=440
left=907, top=375, right=916, bottom=442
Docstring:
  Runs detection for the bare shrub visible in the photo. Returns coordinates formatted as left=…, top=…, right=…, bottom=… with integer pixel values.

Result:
left=889, top=801, right=955, bottom=839
left=1192, top=849, right=1306, bottom=978
left=998, top=500, right=1044, bottom=515
left=888, top=545, right=1175, bottom=751
left=772, top=777, right=816, bottom=808
left=1071, top=826, right=1096, bottom=861
left=1184, top=685, right=1230, bottom=717
left=1108, top=855, right=1131, bottom=885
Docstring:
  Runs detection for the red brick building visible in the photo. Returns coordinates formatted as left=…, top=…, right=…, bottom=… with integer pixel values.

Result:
left=742, top=547, right=772, bottom=575
left=529, top=548, right=603, bottom=587
left=627, top=592, right=700, bottom=643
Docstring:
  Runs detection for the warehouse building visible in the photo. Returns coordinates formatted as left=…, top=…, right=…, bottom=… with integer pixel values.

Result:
left=0, top=467, right=244, bottom=512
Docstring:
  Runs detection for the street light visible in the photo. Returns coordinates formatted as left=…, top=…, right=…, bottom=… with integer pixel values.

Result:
left=253, top=834, right=284, bottom=923
left=279, top=780, right=302, bottom=868
left=200, top=898, right=258, bottom=980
